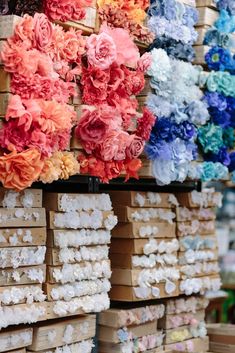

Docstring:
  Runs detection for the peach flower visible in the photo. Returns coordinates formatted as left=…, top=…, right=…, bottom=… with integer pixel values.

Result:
left=0, top=148, right=43, bottom=191
left=40, top=151, right=80, bottom=183
left=86, top=32, right=117, bottom=70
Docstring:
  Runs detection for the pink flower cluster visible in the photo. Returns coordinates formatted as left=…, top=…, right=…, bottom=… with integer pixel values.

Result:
left=44, top=0, right=92, bottom=22
left=0, top=95, right=76, bottom=157
left=1, top=13, right=85, bottom=103
left=76, top=25, right=155, bottom=182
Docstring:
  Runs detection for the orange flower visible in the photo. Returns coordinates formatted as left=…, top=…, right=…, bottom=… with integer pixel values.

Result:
left=0, top=148, right=43, bottom=191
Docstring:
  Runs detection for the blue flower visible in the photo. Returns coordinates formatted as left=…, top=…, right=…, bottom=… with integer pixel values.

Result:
left=229, top=151, right=235, bottom=171
left=215, top=9, right=235, bottom=33
left=205, top=146, right=231, bottom=166
left=205, top=46, right=233, bottom=71
left=210, top=108, right=231, bottom=127
left=198, top=124, right=224, bottom=154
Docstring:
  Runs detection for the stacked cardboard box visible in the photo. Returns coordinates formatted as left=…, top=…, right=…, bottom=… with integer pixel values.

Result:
left=162, top=296, right=209, bottom=352
left=44, top=192, right=117, bottom=316
left=98, top=304, right=165, bottom=353
left=0, top=188, right=47, bottom=328
left=175, top=190, right=222, bottom=296
left=109, top=191, right=180, bottom=301
left=207, top=323, right=235, bottom=353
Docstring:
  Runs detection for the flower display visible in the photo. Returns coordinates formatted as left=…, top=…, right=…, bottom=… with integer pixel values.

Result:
left=74, top=25, right=154, bottom=182
left=44, top=0, right=92, bottom=22
left=199, top=0, right=235, bottom=175
left=1, top=14, right=85, bottom=102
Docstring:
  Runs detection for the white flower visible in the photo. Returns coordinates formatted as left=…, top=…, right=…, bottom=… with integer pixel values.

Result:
left=63, top=325, right=74, bottom=344
left=0, top=305, right=46, bottom=329
left=21, top=190, right=34, bottom=208
left=2, top=190, right=18, bottom=208
left=47, top=330, right=57, bottom=343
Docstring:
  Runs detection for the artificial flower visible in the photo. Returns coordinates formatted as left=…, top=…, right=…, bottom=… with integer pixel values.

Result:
left=40, top=151, right=80, bottom=183
left=33, top=13, right=53, bottom=51
left=44, top=0, right=92, bottom=22
left=86, top=32, right=117, bottom=70
left=0, top=148, right=43, bottom=191
left=100, top=24, right=140, bottom=68
left=198, top=124, right=224, bottom=154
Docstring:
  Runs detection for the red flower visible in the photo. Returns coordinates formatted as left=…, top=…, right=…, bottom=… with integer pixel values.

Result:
left=136, top=107, right=156, bottom=141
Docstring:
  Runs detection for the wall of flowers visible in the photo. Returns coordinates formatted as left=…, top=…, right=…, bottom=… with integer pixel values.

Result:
left=0, top=0, right=235, bottom=190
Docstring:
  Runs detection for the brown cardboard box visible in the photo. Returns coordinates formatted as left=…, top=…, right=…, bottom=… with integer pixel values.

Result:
left=109, top=282, right=179, bottom=302
left=0, top=328, right=32, bottom=353
left=98, top=320, right=158, bottom=343
left=197, top=7, right=218, bottom=27
left=207, top=324, right=235, bottom=352
left=112, top=222, right=176, bottom=239
left=109, top=191, right=177, bottom=208
left=158, top=310, right=205, bottom=330
left=165, top=336, right=209, bottom=352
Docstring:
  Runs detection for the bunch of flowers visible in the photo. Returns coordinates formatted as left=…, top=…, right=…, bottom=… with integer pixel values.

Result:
left=148, top=37, right=195, bottom=62
left=0, top=13, right=82, bottom=190
left=74, top=25, right=155, bottom=182
left=198, top=0, right=235, bottom=178
left=98, top=0, right=149, bottom=24
left=97, top=1, right=154, bottom=44
left=145, top=48, right=212, bottom=185
left=1, top=13, right=86, bottom=103
left=44, top=0, right=93, bottom=22
left=148, top=0, right=198, bottom=45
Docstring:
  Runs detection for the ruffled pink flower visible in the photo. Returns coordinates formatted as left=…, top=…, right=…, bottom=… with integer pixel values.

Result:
left=100, top=23, right=140, bottom=68
left=60, top=29, right=86, bottom=62
left=86, top=32, right=117, bottom=70
left=99, top=131, right=131, bottom=161
left=33, top=13, right=53, bottom=51
left=44, top=0, right=92, bottom=22
left=14, top=15, right=34, bottom=49
left=75, top=105, right=122, bottom=153
left=137, top=52, right=152, bottom=72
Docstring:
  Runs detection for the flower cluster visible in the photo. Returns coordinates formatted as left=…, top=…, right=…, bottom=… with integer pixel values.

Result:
left=145, top=48, right=211, bottom=185
left=148, top=36, right=195, bottom=62
left=1, top=14, right=85, bottom=102
left=75, top=25, right=155, bottom=182
left=200, top=2, right=235, bottom=176
left=98, top=4, right=154, bottom=44
left=98, top=0, right=149, bottom=24
left=0, top=13, right=82, bottom=190
left=148, top=0, right=198, bottom=45
left=44, top=0, right=92, bottom=22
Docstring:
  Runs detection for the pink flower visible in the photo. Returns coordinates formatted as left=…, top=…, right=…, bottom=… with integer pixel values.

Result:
left=137, top=52, right=152, bottom=72
left=33, top=13, right=53, bottom=51
left=126, top=134, right=144, bottom=159
left=14, top=15, right=34, bottom=49
left=99, top=131, right=131, bottom=161
left=44, top=0, right=91, bottom=22
left=75, top=105, right=122, bottom=153
left=86, top=32, right=117, bottom=70
left=100, top=24, right=140, bottom=68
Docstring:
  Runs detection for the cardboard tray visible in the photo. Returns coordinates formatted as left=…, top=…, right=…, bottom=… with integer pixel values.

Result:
left=28, top=315, right=96, bottom=351
left=109, top=282, right=179, bottom=302
left=109, top=191, right=176, bottom=208
left=112, top=222, right=176, bottom=239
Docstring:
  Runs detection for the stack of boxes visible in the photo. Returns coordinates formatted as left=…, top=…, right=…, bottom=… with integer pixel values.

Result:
left=98, top=304, right=165, bottom=353
left=43, top=192, right=117, bottom=316
left=0, top=188, right=47, bottom=329
left=161, top=296, right=210, bottom=352
left=109, top=191, right=180, bottom=301
left=176, top=190, right=222, bottom=296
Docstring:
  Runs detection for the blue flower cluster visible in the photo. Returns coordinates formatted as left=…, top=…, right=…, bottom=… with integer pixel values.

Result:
left=215, top=0, right=235, bottom=16
left=148, top=36, right=195, bottom=62
left=201, top=0, right=235, bottom=177
left=147, top=0, right=198, bottom=45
